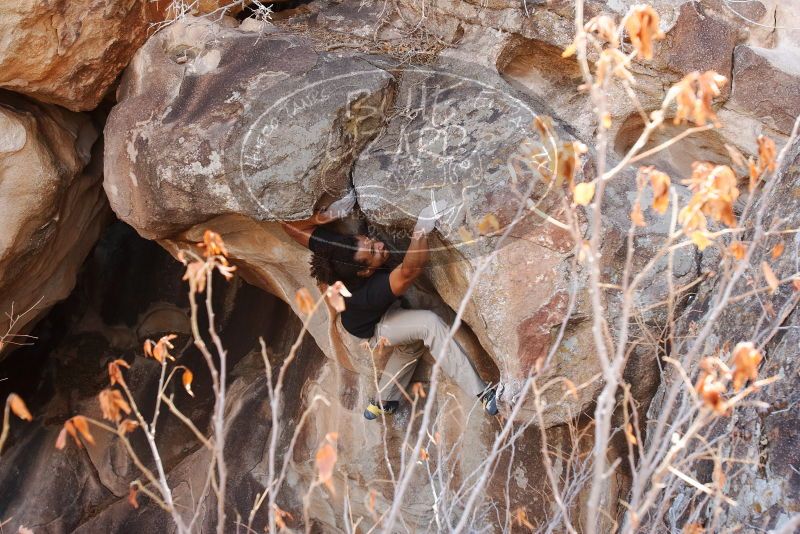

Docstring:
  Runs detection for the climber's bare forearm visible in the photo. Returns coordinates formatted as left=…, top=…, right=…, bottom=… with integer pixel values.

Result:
left=279, top=212, right=336, bottom=248
left=389, top=231, right=430, bottom=295
left=402, top=231, right=431, bottom=273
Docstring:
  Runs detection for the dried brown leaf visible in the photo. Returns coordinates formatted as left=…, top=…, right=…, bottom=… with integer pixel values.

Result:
left=556, top=140, right=587, bottom=188
left=326, top=282, right=350, bottom=313
left=771, top=241, right=785, bottom=259
left=108, top=359, right=130, bottom=387
left=128, top=486, right=140, bottom=509
left=182, top=368, right=195, bottom=397
left=119, top=419, right=140, bottom=434
left=601, top=112, right=612, bottom=129
left=681, top=163, right=739, bottom=229
left=99, top=389, right=131, bottom=422
left=55, top=427, right=68, bottom=450
left=150, top=334, right=178, bottom=363
left=623, top=5, right=664, bottom=60
left=731, top=342, right=762, bottom=391
left=646, top=168, right=671, bottom=214
left=690, top=231, right=712, bottom=251
left=631, top=201, right=646, bottom=227
left=748, top=157, right=761, bottom=192
left=316, top=442, right=338, bottom=495
left=757, top=135, right=776, bottom=173
left=729, top=241, right=746, bottom=260
left=216, top=262, right=237, bottom=281
left=695, top=370, right=727, bottom=415
left=514, top=507, right=535, bottom=529
left=71, top=415, right=95, bottom=446
left=587, top=15, right=619, bottom=46
left=670, top=71, right=727, bottom=126
left=625, top=423, right=638, bottom=445
left=477, top=213, right=500, bottom=235
left=762, top=261, right=779, bottom=294
left=8, top=393, right=32, bottom=421
left=573, top=182, right=595, bottom=206
left=182, top=260, right=208, bottom=293
left=273, top=504, right=293, bottom=530
left=295, top=287, right=315, bottom=315
left=200, top=230, right=229, bottom=258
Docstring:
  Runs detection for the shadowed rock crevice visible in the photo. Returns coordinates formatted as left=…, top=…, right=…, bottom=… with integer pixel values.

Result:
left=613, top=112, right=731, bottom=177
left=0, top=89, right=112, bottom=359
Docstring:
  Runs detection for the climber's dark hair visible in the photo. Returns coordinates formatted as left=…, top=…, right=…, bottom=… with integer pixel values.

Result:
left=309, top=234, right=367, bottom=290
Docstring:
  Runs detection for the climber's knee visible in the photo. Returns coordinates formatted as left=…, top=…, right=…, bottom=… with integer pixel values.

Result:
left=420, top=312, right=448, bottom=342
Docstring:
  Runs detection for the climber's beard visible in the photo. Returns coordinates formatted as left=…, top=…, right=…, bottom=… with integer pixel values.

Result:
left=355, top=235, right=390, bottom=269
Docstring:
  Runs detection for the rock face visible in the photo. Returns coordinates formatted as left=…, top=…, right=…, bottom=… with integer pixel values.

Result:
left=2, top=0, right=799, bottom=531
left=104, top=17, right=395, bottom=239
left=99, top=14, right=618, bottom=529
left=0, top=224, right=595, bottom=533
left=97, top=2, right=800, bottom=528
left=0, top=91, right=109, bottom=354
left=350, top=59, right=603, bottom=424
left=104, top=15, right=610, bottom=430
left=0, top=0, right=165, bottom=111
left=730, top=45, right=800, bottom=134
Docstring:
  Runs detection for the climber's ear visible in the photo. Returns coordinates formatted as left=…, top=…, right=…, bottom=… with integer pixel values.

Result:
left=357, top=267, right=374, bottom=278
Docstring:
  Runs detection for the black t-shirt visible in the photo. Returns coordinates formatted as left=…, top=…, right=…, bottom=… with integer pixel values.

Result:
left=309, top=227, right=399, bottom=339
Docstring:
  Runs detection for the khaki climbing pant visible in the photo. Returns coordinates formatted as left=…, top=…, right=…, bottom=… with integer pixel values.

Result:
left=367, top=303, right=487, bottom=402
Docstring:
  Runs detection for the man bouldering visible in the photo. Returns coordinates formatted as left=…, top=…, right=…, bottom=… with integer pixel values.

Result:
left=280, top=191, right=499, bottom=420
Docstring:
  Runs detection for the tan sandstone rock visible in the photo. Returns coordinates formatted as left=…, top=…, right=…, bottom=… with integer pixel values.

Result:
left=0, top=91, right=109, bottom=354
left=0, top=0, right=166, bottom=111
left=730, top=45, right=800, bottom=135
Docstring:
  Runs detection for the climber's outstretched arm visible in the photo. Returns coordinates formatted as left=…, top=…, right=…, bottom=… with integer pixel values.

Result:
left=389, top=230, right=430, bottom=295
left=388, top=199, right=451, bottom=296
left=280, top=213, right=334, bottom=249
left=280, top=191, right=356, bottom=248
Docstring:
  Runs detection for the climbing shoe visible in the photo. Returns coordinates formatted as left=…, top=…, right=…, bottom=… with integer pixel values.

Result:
left=479, top=385, right=499, bottom=416
left=363, top=400, right=399, bottom=420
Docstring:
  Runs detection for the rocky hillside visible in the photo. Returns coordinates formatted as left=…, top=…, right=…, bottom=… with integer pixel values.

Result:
left=0, top=1, right=798, bottom=532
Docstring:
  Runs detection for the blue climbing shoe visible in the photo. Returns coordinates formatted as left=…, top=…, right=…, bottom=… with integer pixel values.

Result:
left=364, top=400, right=399, bottom=420
left=479, top=385, right=499, bottom=416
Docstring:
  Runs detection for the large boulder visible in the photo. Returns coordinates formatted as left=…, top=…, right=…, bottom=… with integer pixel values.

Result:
left=104, top=7, right=706, bottom=427
left=0, top=0, right=167, bottom=111
left=350, top=58, right=602, bottom=425
left=104, top=14, right=606, bottom=427
left=0, top=91, right=109, bottom=355
left=730, top=45, right=800, bottom=135
left=103, top=16, right=406, bottom=386
left=104, top=17, right=394, bottom=239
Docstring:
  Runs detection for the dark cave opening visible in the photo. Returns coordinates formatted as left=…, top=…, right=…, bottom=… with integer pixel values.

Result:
left=0, top=220, right=304, bottom=451
left=235, top=0, right=315, bottom=22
